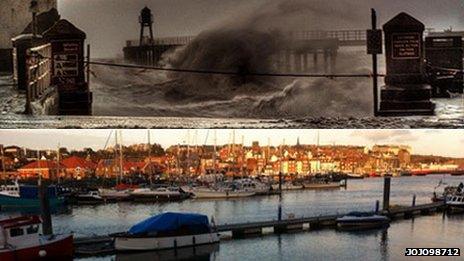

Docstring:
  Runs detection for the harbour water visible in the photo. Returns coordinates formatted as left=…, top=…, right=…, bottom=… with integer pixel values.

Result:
left=1, top=175, right=463, bottom=260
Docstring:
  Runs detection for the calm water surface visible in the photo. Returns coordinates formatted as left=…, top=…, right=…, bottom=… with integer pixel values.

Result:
left=1, top=176, right=463, bottom=260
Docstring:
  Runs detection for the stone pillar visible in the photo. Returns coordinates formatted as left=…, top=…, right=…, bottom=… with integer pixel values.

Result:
left=379, top=12, right=435, bottom=116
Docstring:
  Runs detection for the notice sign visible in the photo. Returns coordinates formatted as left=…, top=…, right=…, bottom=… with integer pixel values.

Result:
left=392, top=33, right=421, bottom=59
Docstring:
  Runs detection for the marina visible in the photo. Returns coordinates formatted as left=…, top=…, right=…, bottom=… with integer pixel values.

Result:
left=1, top=175, right=462, bottom=260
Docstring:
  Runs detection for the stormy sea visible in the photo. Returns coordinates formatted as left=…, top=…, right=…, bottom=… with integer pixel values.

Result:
left=0, top=0, right=463, bottom=128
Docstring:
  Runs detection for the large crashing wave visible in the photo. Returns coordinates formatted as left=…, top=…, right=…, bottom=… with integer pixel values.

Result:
left=91, top=0, right=375, bottom=118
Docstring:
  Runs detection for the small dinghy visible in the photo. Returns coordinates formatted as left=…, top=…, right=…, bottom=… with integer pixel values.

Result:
left=336, top=212, right=390, bottom=230
left=114, top=212, right=219, bottom=251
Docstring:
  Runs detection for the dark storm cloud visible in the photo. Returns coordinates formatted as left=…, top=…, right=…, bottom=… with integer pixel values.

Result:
left=58, top=0, right=464, bottom=58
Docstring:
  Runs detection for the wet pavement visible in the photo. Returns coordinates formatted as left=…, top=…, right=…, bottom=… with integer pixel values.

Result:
left=0, top=72, right=463, bottom=129
left=0, top=74, right=25, bottom=115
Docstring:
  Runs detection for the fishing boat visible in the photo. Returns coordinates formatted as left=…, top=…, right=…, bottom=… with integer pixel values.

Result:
left=114, top=212, right=219, bottom=251
left=129, top=187, right=190, bottom=202
left=336, top=212, right=390, bottom=230
left=0, top=183, right=66, bottom=209
left=0, top=216, right=73, bottom=260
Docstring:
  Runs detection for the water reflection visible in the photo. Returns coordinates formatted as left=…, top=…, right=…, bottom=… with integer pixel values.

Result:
left=115, top=243, right=219, bottom=261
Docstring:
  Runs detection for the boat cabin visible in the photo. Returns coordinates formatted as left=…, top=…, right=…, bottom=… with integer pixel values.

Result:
left=0, top=216, right=41, bottom=250
left=447, top=195, right=464, bottom=204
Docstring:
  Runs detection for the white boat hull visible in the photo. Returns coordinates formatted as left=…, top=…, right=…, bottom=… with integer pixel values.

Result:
left=115, top=232, right=220, bottom=251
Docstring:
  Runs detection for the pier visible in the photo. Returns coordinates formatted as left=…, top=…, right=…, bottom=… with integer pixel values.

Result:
left=73, top=201, right=446, bottom=256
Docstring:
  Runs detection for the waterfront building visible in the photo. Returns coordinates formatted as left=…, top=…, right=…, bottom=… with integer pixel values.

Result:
left=61, top=156, right=96, bottom=179
left=17, top=160, right=61, bottom=179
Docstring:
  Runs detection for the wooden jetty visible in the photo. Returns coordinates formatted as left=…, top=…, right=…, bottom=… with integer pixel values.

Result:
left=73, top=201, right=446, bottom=256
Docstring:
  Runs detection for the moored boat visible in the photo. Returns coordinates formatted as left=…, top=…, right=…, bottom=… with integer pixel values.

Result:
left=75, top=190, right=105, bottom=205
left=445, top=183, right=464, bottom=212
left=190, top=188, right=255, bottom=199
left=129, top=187, right=190, bottom=202
left=0, top=183, right=66, bottom=209
left=99, top=188, right=132, bottom=202
left=114, top=212, right=219, bottom=251
left=446, top=194, right=464, bottom=213
left=336, top=212, right=390, bottom=230
left=0, top=216, right=73, bottom=260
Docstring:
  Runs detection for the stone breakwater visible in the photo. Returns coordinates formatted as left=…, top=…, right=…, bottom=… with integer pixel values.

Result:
left=0, top=115, right=463, bottom=129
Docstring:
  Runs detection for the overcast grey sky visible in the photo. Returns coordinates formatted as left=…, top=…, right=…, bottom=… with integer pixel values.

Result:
left=0, top=129, right=463, bottom=157
left=57, top=0, right=464, bottom=58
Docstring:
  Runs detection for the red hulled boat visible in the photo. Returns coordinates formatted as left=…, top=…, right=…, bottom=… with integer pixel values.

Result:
left=0, top=216, right=73, bottom=261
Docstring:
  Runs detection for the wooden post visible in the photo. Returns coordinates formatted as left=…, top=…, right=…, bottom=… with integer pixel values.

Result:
left=412, top=194, right=416, bottom=207
left=383, top=177, right=391, bottom=211
left=278, top=171, right=282, bottom=221
left=375, top=200, right=380, bottom=214
left=38, top=180, right=53, bottom=236
left=371, top=8, right=379, bottom=117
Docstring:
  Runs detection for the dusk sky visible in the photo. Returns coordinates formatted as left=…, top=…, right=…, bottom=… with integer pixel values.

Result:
left=0, top=129, right=463, bottom=157
left=57, top=0, right=464, bottom=58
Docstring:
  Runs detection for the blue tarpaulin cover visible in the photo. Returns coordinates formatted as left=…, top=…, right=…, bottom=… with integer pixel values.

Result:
left=129, top=212, right=210, bottom=235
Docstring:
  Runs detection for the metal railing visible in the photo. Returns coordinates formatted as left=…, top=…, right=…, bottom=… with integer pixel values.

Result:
left=125, top=30, right=367, bottom=47
left=26, top=43, right=52, bottom=102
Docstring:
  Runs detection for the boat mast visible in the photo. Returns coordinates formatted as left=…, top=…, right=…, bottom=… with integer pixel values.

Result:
left=1, top=146, right=5, bottom=181
left=176, top=143, right=180, bottom=177
left=147, top=129, right=152, bottom=182
left=114, top=130, right=119, bottom=184
left=213, top=130, right=217, bottom=179
left=187, top=130, right=190, bottom=178
left=37, top=150, right=41, bottom=182
left=232, top=130, right=236, bottom=177
left=241, top=135, right=244, bottom=179
left=119, top=130, right=124, bottom=184
left=56, top=143, right=60, bottom=182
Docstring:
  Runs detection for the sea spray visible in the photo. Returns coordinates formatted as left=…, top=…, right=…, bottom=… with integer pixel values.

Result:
left=93, top=0, right=375, bottom=117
